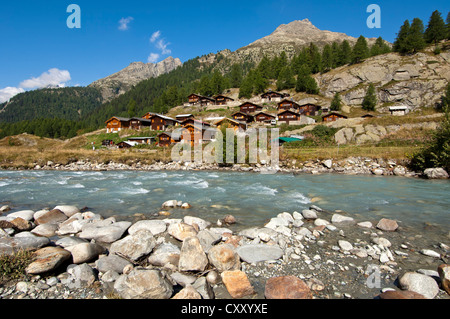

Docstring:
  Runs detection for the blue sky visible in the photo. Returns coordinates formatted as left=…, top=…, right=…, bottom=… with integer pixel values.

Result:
left=0, top=0, right=448, bottom=102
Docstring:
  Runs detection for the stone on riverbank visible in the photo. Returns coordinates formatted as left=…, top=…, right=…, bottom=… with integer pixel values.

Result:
left=25, top=247, right=71, bottom=275
left=0, top=235, right=50, bottom=255
left=376, top=218, right=399, bottom=232
left=207, top=243, right=241, bottom=272
left=424, top=168, right=449, bottom=179
left=167, top=222, right=198, bottom=241
left=114, top=268, right=173, bottom=299
left=221, top=270, right=254, bottom=299
left=109, top=229, right=156, bottom=261
left=53, top=205, right=80, bottom=217
left=148, top=243, right=180, bottom=267
left=265, top=276, right=313, bottom=299
left=377, top=290, right=426, bottom=299
left=438, top=264, right=450, bottom=295
left=65, top=243, right=106, bottom=264
left=79, top=220, right=131, bottom=243
left=128, top=219, right=166, bottom=236
left=35, top=209, right=68, bottom=225
left=331, top=214, right=355, bottom=225
left=398, top=272, right=440, bottom=299
left=178, top=236, right=209, bottom=272
left=236, top=244, right=283, bottom=264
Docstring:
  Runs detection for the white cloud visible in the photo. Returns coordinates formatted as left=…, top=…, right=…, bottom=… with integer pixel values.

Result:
left=156, top=39, right=171, bottom=55
left=0, top=87, right=25, bottom=103
left=19, top=68, right=71, bottom=89
left=147, top=53, right=160, bottom=63
left=118, top=17, right=134, bottom=31
left=150, top=30, right=161, bottom=43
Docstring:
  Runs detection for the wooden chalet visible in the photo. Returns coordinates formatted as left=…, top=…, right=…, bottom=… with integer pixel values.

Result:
left=297, top=103, right=321, bottom=116
left=176, top=114, right=195, bottom=122
left=277, top=99, right=300, bottom=111
left=180, top=118, right=211, bottom=128
left=255, top=112, right=276, bottom=124
left=188, top=94, right=202, bottom=105
left=322, top=112, right=348, bottom=122
left=129, top=118, right=153, bottom=130
left=117, top=141, right=139, bottom=149
left=239, top=102, right=263, bottom=114
left=213, top=117, right=247, bottom=132
left=231, top=111, right=254, bottom=123
left=214, top=95, right=235, bottom=105
left=142, top=112, right=156, bottom=120
left=199, top=96, right=216, bottom=107
left=178, top=123, right=215, bottom=146
left=105, top=116, right=131, bottom=133
left=277, top=110, right=301, bottom=124
left=148, top=114, right=179, bottom=131
left=157, top=132, right=178, bottom=147
left=261, top=91, right=285, bottom=102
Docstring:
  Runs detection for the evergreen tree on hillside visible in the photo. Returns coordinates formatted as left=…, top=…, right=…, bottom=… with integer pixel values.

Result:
left=229, top=64, right=243, bottom=88
left=276, top=67, right=296, bottom=91
left=351, top=36, right=370, bottom=64
left=339, top=40, right=352, bottom=66
left=331, top=42, right=340, bottom=69
left=370, top=37, right=392, bottom=56
left=362, top=84, right=377, bottom=111
left=446, top=12, right=450, bottom=40
left=321, top=44, right=333, bottom=72
left=127, top=98, right=136, bottom=118
left=238, top=74, right=254, bottom=99
left=437, top=82, right=450, bottom=111
left=394, top=20, right=412, bottom=54
left=308, top=43, right=322, bottom=74
left=330, top=92, right=342, bottom=111
left=424, top=10, right=447, bottom=44
left=408, top=18, right=426, bottom=53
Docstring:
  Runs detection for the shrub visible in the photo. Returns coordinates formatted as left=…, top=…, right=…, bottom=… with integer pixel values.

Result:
left=0, top=250, right=34, bottom=284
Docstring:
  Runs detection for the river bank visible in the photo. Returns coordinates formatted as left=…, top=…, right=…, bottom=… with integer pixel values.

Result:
left=3, top=156, right=449, bottom=180
left=0, top=200, right=449, bottom=300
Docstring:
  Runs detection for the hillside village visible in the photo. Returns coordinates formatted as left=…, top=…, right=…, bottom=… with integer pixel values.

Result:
left=104, top=88, right=414, bottom=149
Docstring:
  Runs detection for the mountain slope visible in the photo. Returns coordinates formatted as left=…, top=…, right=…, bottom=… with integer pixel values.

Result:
left=89, top=56, right=182, bottom=101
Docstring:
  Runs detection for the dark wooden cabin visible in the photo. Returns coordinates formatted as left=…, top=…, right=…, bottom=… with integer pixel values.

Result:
left=176, top=114, right=195, bottom=122
left=231, top=111, right=254, bottom=123
left=214, top=95, right=235, bottom=105
left=149, top=114, right=178, bottom=131
left=188, top=94, right=202, bottom=105
left=298, top=103, right=322, bottom=116
left=277, top=99, right=300, bottom=111
left=322, top=112, right=348, bottom=122
left=158, top=132, right=176, bottom=147
left=255, top=112, right=276, bottom=123
left=239, top=102, right=263, bottom=114
left=105, top=116, right=131, bottom=133
left=277, top=110, right=300, bottom=124
left=261, top=91, right=285, bottom=102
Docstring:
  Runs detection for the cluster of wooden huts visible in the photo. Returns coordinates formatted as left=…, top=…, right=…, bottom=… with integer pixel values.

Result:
left=105, top=90, right=350, bottom=148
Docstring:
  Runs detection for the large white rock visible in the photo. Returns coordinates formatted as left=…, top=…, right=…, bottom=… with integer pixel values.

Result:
left=236, top=244, right=283, bottom=264
left=128, top=220, right=166, bottom=236
left=398, top=272, right=440, bottom=299
left=114, top=269, right=173, bottom=299
left=109, top=229, right=156, bottom=261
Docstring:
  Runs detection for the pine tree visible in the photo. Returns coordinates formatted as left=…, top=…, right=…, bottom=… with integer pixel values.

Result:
left=351, top=36, right=370, bottom=64
left=331, top=42, right=340, bottom=69
left=239, top=74, right=254, bottom=99
left=252, top=69, right=269, bottom=95
left=308, top=43, right=322, bottom=74
left=321, top=44, right=333, bottom=71
left=295, top=65, right=312, bottom=93
left=338, top=40, right=352, bottom=66
left=127, top=98, right=136, bottom=118
left=276, top=67, right=295, bottom=91
left=370, top=37, right=391, bottom=56
left=408, top=18, right=426, bottom=53
left=229, top=64, right=243, bottom=88
left=394, top=20, right=412, bottom=54
left=304, top=76, right=320, bottom=95
left=362, top=84, right=377, bottom=111
left=447, top=12, right=450, bottom=40
left=330, top=92, right=342, bottom=111
left=424, top=10, right=447, bottom=44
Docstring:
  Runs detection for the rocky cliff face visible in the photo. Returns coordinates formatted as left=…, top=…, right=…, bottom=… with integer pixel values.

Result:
left=315, top=50, right=450, bottom=110
left=89, top=56, right=182, bottom=101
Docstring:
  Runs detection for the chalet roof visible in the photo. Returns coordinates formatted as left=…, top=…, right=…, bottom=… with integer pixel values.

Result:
left=261, top=91, right=284, bottom=97
left=127, top=137, right=155, bottom=140
left=389, top=106, right=408, bottom=111
left=181, top=119, right=212, bottom=127
left=176, top=114, right=193, bottom=118
left=239, top=102, right=263, bottom=108
left=130, top=117, right=153, bottom=123
left=214, top=95, right=234, bottom=100
left=151, top=113, right=179, bottom=122
left=118, top=141, right=139, bottom=147
left=278, top=109, right=300, bottom=115
left=255, top=112, right=276, bottom=118
left=322, top=112, right=348, bottom=119
left=213, top=117, right=247, bottom=126
left=105, top=116, right=131, bottom=123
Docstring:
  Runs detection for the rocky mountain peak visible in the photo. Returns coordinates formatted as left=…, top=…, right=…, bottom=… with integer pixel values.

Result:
left=89, top=56, right=182, bottom=101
